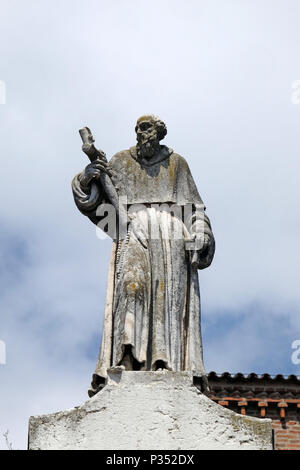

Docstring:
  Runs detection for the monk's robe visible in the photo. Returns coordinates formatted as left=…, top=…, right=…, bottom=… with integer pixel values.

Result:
left=72, top=145, right=215, bottom=396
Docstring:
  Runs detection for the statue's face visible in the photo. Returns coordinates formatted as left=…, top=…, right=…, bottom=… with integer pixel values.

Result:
left=136, top=119, right=160, bottom=158
left=136, top=119, right=157, bottom=145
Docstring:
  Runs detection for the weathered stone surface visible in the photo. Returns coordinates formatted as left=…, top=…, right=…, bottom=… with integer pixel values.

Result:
left=72, top=115, right=216, bottom=397
left=28, top=370, right=272, bottom=450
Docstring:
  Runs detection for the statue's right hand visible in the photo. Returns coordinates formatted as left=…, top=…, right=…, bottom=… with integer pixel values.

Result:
left=80, top=160, right=109, bottom=189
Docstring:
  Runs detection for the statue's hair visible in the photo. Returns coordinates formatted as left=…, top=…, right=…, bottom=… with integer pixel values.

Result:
left=135, top=114, right=167, bottom=141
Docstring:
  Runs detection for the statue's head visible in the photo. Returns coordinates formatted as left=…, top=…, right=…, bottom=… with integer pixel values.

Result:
left=135, top=115, right=167, bottom=158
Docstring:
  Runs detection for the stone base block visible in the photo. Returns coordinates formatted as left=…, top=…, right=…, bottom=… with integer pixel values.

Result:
left=28, top=369, right=272, bottom=450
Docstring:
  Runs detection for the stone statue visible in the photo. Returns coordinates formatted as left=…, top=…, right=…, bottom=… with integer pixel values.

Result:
left=72, top=115, right=215, bottom=397
left=28, top=116, right=272, bottom=452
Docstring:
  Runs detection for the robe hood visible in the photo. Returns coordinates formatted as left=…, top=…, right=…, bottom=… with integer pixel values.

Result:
left=109, top=146, right=204, bottom=207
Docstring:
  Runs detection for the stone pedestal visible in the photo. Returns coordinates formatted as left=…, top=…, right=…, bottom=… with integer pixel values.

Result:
left=28, top=369, right=272, bottom=450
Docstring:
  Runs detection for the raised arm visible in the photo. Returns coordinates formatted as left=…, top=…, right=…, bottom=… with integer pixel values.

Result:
left=72, top=161, right=108, bottom=226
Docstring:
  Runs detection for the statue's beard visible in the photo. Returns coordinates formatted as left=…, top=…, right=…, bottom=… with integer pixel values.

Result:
left=136, top=132, right=160, bottom=158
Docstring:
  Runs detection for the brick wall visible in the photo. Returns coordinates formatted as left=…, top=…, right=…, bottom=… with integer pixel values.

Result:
left=273, top=419, right=300, bottom=450
left=206, top=371, right=300, bottom=450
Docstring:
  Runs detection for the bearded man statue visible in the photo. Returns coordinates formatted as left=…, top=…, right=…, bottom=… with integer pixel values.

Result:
left=72, top=115, right=215, bottom=397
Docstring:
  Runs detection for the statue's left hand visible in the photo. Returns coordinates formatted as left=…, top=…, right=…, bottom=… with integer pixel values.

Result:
left=190, top=232, right=211, bottom=254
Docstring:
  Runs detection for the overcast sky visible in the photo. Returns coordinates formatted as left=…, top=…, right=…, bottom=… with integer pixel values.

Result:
left=1, top=0, right=300, bottom=449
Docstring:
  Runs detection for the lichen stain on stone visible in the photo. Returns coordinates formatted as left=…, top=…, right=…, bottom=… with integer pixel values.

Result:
left=128, top=282, right=139, bottom=294
left=168, top=157, right=175, bottom=185
left=230, top=414, right=271, bottom=446
left=125, top=278, right=142, bottom=296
